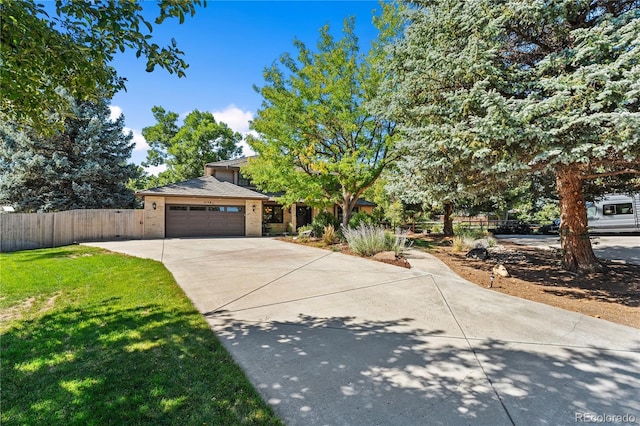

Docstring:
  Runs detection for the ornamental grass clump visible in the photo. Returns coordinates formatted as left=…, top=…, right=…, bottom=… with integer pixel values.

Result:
left=451, top=236, right=468, bottom=252
left=342, top=224, right=408, bottom=257
left=322, top=224, right=337, bottom=244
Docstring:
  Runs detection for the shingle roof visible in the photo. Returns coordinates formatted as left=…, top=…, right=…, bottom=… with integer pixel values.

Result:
left=136, top=176, right=268, bottom=199
left=355, top=199, right=377, bottom=207
left=205, top=156, right=255, bottom=168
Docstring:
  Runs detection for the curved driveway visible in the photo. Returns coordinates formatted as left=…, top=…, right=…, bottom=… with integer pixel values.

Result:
left=87, top=238, right=640, bottom=425
left=497, top=234, right=640, bottom=266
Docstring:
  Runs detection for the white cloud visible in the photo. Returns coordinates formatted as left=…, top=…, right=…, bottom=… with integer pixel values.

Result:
left=144, top=164, right=167, bottom=176
left=211, top=105, right=256, bottom=156
left=108, top=105, right=148, bottom=151
left=239, top=130, right=258, bottom=157
left=109, top=105, right=123, bottom=122
left=124, top=127, right=149, bottom=151
left=212, top=104, right=253, bottom=134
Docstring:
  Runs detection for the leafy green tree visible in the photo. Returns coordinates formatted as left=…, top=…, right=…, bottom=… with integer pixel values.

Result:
left=381, top=0, right=640, bottom=272
left=1, top=0, right=203, bottom=132
left=0, top=98, right=138, bottom=212
left=245, top=5, right=402, bottom=228
left=142, top=107, right=243, bottom=184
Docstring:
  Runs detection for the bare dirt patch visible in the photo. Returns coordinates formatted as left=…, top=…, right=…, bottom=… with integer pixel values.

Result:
left=414, top=236, right=639, bottom=329
left=1, top=292, right=62, bottom=329
left=0, top=297, right=36, bottom=324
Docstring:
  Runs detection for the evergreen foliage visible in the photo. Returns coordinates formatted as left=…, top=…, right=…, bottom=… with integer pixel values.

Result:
left=0, top=98, right=138, bottom=212
left=380, top=0, right=640, bottom=271
left=141, top=107, right=243, bottom=186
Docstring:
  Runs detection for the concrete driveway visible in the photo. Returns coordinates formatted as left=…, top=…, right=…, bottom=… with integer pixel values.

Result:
left=497, top=234, right=640, bottom=266
left=86, top=238, right=640, bottom=425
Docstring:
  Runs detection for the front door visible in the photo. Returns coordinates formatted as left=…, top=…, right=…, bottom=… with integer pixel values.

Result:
left=296, top=206, right=312, bottom=229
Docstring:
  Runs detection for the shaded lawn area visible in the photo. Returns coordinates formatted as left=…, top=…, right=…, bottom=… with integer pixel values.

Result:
left=1, top=245, right=282, bottom=425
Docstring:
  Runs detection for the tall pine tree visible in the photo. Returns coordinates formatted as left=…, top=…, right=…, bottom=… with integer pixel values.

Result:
left=380, top=0, right=640, bottom=272
left=0, top=98, right=138, bottom=212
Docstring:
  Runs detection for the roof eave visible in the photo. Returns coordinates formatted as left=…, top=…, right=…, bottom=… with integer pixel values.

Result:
left=135, top=192, right=269, bottom=200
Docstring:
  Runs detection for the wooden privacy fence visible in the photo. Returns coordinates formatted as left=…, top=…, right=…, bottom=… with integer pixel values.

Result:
left=0, top=209, right=144, bottom=252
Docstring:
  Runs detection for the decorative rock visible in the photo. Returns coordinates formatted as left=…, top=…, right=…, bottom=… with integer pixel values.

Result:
left=373, top=251, right=397, bottom=262
left=466, top=248, right=489, bottom=260
left=473, top=238, right=491, bottom=249
left=493, top=264, right=510, bottom=277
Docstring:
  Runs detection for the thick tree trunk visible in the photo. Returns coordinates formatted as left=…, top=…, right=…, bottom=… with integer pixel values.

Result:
left=556, top=164, right=602, bottom=273
left=342, top=198, right=353, bottom=229
left=342, top=200, right=351, bottom=228
left=443, top=202, right=454, bottom=236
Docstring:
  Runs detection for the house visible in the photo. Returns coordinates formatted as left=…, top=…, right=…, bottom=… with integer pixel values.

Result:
left=136, top=157, right=375, bottom=238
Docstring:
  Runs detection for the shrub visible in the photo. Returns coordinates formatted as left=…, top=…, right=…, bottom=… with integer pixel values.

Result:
left=296, top=225, right=313, bottom=242
left=297, top=224, right=313, bottom=234
left=451, top=236, right=468, bottom=252
left=342, top=224, right=408, bottom=257
left=387, top=228, right=409, bottom=256
left=348, top=211, right=375, bottom=228
left=453, top=223, right=488, bottom=240
left=430, top=224, right=443, bottom=234
left=311, top=212, right=339, bottom=238
left=322, top=225, right=337, bottom=245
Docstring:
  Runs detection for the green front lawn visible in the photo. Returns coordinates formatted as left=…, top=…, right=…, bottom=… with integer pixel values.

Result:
left=1, top=245, right=281, bottom=425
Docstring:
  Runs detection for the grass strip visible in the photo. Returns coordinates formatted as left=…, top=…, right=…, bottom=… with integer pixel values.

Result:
left=1, top=245, right=282, bottom=425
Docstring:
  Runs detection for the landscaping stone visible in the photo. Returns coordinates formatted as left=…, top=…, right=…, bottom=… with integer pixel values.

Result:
left=466, top=247, right=489, bottom=260
left=372, top=251, right=398, bottom=262
left=493, top=264, right=510, bottom=277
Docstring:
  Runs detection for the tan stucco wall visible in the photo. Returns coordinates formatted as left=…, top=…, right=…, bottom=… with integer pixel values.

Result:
left=245, top=200, right=262, bottom=237
left=290, top=203, right=297, bottom=231
left=359, top=206, right=375, bottom=215
left=163, top=196, right=245, bottom=206
left=143, top=196, right=166, bottom=239
left=142, top=196, right=264, bottom=238
left=213, top=170, right=234, bottom=184
left=141, top=196, right=373, bottom=238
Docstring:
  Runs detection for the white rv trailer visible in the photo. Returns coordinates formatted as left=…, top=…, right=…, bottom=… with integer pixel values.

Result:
left=586, top=193, right=640, bottom=233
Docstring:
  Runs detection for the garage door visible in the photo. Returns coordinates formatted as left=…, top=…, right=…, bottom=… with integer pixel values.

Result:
left=166, top=205, right=245, bottom=237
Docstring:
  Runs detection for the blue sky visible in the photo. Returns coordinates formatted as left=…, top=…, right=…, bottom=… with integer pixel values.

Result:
left=107, top=1, right=383, bottom=174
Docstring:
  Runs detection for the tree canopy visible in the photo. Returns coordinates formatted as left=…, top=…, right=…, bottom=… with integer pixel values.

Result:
left=141, top=107, right=243, bottom=185
left=0, top=97, right=138, bottom=212
left=245, top=5, right=402, bottom=227
left=380, top=0, right=640, bottom=272
left=0, top=0, right=203, bottom=132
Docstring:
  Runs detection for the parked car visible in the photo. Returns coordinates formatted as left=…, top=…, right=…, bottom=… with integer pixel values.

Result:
left=492, top=220, right=532, bottom=235
left=587, top=193, right=640, bottom=233
left=540, top=218, right=560, bottom=234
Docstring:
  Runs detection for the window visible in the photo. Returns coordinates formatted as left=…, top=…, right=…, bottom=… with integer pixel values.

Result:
left=263, top=205, right=283, bottom=223
left=208, top=206, right=224, bottom=212
left=189, top=206, right=206, bottom=211
left=238, top=173, right=253, bottom=187
left=169, top=206, right=187, bottom=211
left=603, top=203, right=633, bottom=216
left=227, top=206, right=243, bottom=213
left=618, top=203, right=633, bottom=215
